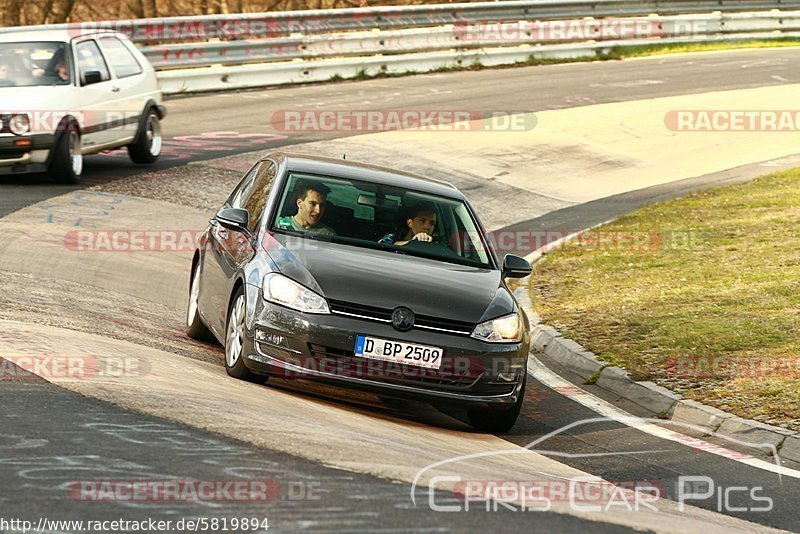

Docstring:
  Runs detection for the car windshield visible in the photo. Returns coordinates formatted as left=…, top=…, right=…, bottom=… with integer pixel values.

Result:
left=0, top=42, right=70, bottom=87
left=271, top=172, right=493, bottom=268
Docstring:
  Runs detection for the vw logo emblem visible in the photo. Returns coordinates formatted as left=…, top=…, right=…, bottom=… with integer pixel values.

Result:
left=391, top=307, right=415, bottom=332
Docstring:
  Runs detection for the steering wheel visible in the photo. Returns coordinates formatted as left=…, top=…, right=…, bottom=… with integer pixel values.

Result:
left=402, top=238, right=462, bottom=259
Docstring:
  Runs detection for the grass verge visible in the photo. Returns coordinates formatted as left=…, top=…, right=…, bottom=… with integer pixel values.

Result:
left=529, top=168, right=800, bottom=431
left=604, top=38, right=800, bottom=59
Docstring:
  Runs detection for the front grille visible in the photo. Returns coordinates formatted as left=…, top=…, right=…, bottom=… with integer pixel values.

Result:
left=328, top=299, right=475, bottom=335
left=328, top=300, right=391, bottom=321
left=307, top=344, right=483, bottom=392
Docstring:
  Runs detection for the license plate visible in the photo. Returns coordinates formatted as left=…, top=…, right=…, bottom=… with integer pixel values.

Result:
left=354, top=335, right=443, bottom=370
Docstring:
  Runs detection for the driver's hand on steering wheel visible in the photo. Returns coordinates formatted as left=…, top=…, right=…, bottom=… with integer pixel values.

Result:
left=411, top=232, right=433, bottom=242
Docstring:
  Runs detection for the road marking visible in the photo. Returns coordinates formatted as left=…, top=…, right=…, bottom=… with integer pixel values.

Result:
left=527, top=354, right=800, bottom=480
left=589, top=79, right=664, bottom=88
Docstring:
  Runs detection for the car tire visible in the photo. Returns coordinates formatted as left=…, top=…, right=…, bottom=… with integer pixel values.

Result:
left=50, top=125, right=82, bottom=184
left=467, top=374, right=526, bottom=433
left=127, top=107, right=162, bottom=164
left=186, top=262, right=214, bottom=342
left=225, top=287, right=268, bottom=384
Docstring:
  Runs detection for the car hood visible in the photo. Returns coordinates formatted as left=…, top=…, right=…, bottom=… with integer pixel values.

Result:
left=0, top=85, right=73, bottom=111
left=265, top=234, right=506, bottom=324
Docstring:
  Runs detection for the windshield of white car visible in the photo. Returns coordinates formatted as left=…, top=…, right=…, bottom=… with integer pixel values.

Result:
left=270, top=172, right=494, bottom=269
left=0, top=42, right=70, bottom=87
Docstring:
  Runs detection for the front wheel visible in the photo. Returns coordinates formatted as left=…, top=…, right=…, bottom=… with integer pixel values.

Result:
left=225, top=287, right=268, bottom=384
left=127, top=108, right=162, bottom=164
left=468, top=375, right=527, bottom=433
left=50, top=126, right=82, bottom=184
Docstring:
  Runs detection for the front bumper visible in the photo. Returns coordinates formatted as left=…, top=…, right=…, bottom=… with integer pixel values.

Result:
left=0, top=134, right=55, bottom=175
left=243, top=293, right=529, bottom=409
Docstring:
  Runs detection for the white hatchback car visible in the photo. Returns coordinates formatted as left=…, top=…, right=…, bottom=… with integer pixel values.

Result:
left=0, top=28, right=165, bottom=183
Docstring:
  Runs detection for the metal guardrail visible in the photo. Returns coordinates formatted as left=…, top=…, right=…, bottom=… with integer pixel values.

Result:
left=2, top=1, right=800, bottom=93
left=143, top=11, right=800, bottom=69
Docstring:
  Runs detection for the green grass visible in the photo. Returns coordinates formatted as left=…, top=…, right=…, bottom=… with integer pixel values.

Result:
left=530, top=168, right=800, bottom=430
left=604, top=38, right=800, bottom=59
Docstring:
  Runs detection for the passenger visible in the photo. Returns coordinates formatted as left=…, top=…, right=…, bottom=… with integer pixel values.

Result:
left=276, top=180, right=337, bottom=236
left=379, top=203, right=437, bottom=246
left=0, top=52, right=24, bottom=80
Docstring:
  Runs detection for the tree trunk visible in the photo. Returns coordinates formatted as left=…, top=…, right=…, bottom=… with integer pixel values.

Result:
left=3, top=0, right=24, bottom=26
left=146, top=0, right=158, bottom=17
left=50, top=0, right=78, bottom=23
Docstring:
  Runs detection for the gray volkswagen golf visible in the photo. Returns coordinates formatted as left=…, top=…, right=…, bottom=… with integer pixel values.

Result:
left=187, top=152, right=532, bottom=432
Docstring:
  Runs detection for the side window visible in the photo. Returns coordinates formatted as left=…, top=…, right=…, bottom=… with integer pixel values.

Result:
left=227, top=163, right=260, bottom=209
left=76, top=40, right=110, bottom=85
left=99, top=37, right=142, bottom=78
left=242, top=161, right=277, bottom=232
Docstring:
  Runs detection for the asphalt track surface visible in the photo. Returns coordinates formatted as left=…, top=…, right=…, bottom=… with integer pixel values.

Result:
left=3, top=47, right=800, bottom=216
left=2, top=49, right=800, bottom=532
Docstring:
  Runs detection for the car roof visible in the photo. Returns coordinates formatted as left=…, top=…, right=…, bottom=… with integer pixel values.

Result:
left=0, top=27, right=121, bottom=44
left=268, top=152, right=465, bottom=200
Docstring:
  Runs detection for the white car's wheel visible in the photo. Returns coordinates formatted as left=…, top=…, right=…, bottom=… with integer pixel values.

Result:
left=128, top=108, right=162, bottom=164
left=50, top=125, right=82, bottom=184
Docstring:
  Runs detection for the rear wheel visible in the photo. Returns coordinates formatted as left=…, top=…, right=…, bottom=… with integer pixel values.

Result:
left=186, top=262, right=214, bottom=341
left=225, top=287, right=268, bottom=384
left=50, top=126, right=82, bottom=184
left=127, top=108, right=162, bottom=164
left=468, top=375, right=526, bottom=433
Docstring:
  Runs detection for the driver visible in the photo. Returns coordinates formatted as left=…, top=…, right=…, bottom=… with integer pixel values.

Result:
left=379, top=203, right=437, bottom=246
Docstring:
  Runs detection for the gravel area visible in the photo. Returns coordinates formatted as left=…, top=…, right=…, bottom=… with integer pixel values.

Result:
left=91, top=161, right=243, bottom=213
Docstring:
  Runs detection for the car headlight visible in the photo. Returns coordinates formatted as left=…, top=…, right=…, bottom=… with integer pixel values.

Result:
left=471, top=312, right=522, bottom=343
left=262, top=273, right=330, bottom=314
left=9, top=113, right=30, bottom=135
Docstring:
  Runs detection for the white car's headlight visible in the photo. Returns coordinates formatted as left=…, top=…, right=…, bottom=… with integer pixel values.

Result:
left=471, top=312, right=522, bottom=343
left=262, top=273, right=330, bottom=314
left=9, top=113, right=30, bottom=135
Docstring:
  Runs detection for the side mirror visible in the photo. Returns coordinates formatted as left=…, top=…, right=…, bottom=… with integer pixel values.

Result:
left=82, top=71, right=103, bottom=85
left=502, top=254, right=532, bottom=278
left=215, top=207, right=249, bottom=232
